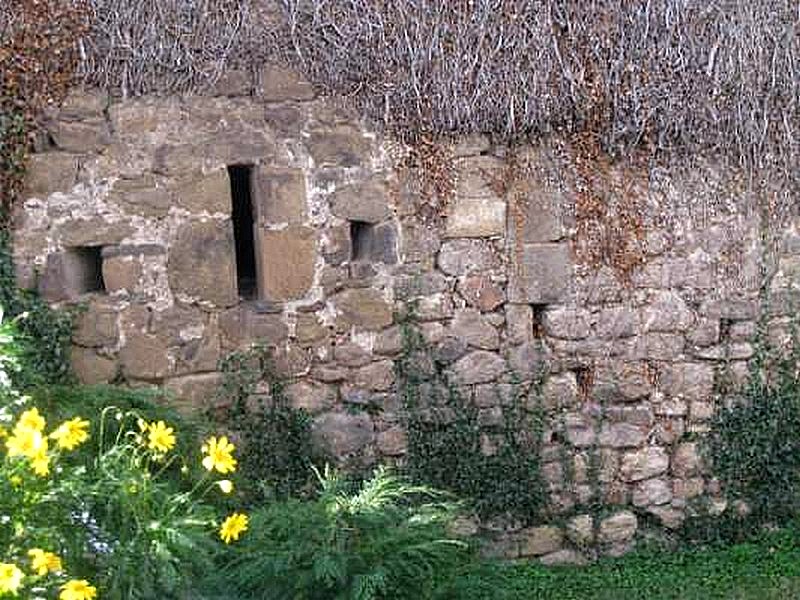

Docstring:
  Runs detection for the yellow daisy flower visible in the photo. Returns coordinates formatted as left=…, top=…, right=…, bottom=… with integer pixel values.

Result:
left=50, top=417, right=90, bottom=450
left=27, top=548, right=62, bottom=576
left=60, top=579, right=97, bottom=600
left=0, top=562, right=24, bottom=595
left=30, top=445, right=50, bottom=477
left=6, top=427, right=46, bottom=459
left=219, top=512, right=248, bottom=544
left=146, top=421, right=176, bottom=454
left=17, top=407, right=45, bottom=432
left=201, top=436, right=237, bottom=474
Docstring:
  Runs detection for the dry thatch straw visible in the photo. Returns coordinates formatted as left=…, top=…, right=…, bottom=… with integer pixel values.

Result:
left=4, top=1, right=799, bottom=196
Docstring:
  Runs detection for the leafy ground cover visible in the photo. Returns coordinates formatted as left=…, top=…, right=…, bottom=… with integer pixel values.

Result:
left=437, top=528, right=800, bottom=600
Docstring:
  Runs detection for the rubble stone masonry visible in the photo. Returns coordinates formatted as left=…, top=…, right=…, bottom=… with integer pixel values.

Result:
left=14, top=67, right=800, bottom=562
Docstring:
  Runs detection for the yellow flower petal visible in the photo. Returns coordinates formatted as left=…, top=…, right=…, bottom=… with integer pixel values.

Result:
left=216, top=479, right=234, bottom=494
left=146, top=420, right=176, bottom=454
left=28, top=548, right=62, bottom=576
left=17, top=407, right=45, bottom=432
left=50, top=417, right=90, bottom=450
left=0, top=562, right=24, bottom=595
left=201, top=436, right=237, bottom=474
left=60, top=579, right=97, bottom=600
left=219, top=512, right=248, bottom=544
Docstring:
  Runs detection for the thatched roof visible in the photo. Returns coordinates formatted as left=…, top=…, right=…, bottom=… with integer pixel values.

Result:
left=4, top=1, right=799, bottom=181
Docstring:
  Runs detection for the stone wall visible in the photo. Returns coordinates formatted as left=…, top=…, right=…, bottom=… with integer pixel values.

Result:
left=13, top=67, right=800, bottom=563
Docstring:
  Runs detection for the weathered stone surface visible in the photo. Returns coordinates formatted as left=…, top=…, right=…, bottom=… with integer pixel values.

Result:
left=256, top=166, right=307, bottom=224
left=672, top=442, right=702, bottom=477
left=566, top=514, right=594, bottom=545
left=598, top=423, right=647, bottom=448
left=173, top=169, right=231, bottom=214
left=152, top=144, right=202, bottom=175
left=210, top=69, right=252, bottom=96
left=331, top=179, right=391, bottom=223
left=437, top=240, right=499, bottom=276
left=542, top=307, right=592, bottom=340
left=119, top=332, right=171, bottom=380
left=541, top=373, right=579, bottom=410
left=598, top=512, right=638, bottom=544
left=218, top=306, right=287, bottom=348
left=659, top=363, right=715, bottom=402
left=458, top=275, right=504, bottom=312
left=688, top=318, right=720, bottom=347
left=451, top=351, right=506, bottom=385
left=334, top=342, right=373, bottom=367
left=71, top=346, right=118, bottom=384
left=539, top=549, right=588, bottom=566
left=294, top=313, right=328, bottom=345
left=507, top=341, right=548, bottom=379
left=401, top=222, right=442, bottom=264
left=260, top=65, right=316, bottom=101
left=435, top=336, right=468, bottom=365
left=308, top=126, right=371, bottom=167
left=673, top=477, right=705, bottom=501
left=110, top=178, right=173, bottom=218
left=377, top=426, right=408, bottom=456
left=60, top=218, right=134, bottom=247
left=595, top=306, right=639, bottom=339
left=287, top=381, right=336, bottom=414
left=693, top=342, right=754, bottom=360
left=509, top=243, right=571, bottom=303
left=395, top=273, right=449, bottom=300
left=73, top=302, right=119, bottom=347
left=518, top=183, right=567, bottom=243
left=643, top=291, right=695, bottom=332
left=689, top=400, right=715, bottom=421
left=632, top=333, right=685, bottom=360
left=648, top=506, right=685, bottom=530
left=257, top=226, right=316, bottom=302
left=48, top=119, right=111, bottom=153
left=454, top=156, right=503, bottom=199
left=353, top=360, right=395, bottom=391
left=322, top=224, right=351, bottom=266
left=445, top=197, right=506, bottom=238
left=565, top=413, right=596, bottom=447
left=332, top=288, right=393, bottom=330
left=164, top=373, right=222, bottom=412
left=169, top=220, right=238, bottom=307
left=620, top=447, right=669, bottom=482
left=519, top=526, right=563, bottom=557
left=632, top=478, right=672, bottom=507
left=312, top=412, right=374, bottom=456
left=451, top=309, right=500, bottom=350
left=102, top=255, right=141, bottom=293
left=374, top=326, right=403, bottom=355
left=273, top=344, right=313, bottom=378
left=505, top=304, right=533, bottom=345
left=58, top=89, right=108, bottom=120
left=24, top=153, right=77, bottom=198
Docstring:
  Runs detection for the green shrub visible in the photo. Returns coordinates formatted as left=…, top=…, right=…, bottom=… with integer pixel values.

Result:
left=204, top=467, right=470, bottom=600
left=213, top=344, right=325, bottom=503
left=396, top=319, right=547, bottom=524
left=0, top=232, right=74, bottom=388
left=698, top=320, right=800, bottom=535
left=0, top=316, right=245, bottom=600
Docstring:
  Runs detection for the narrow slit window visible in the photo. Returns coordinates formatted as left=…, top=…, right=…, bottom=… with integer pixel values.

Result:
left=228, top=165, right=257, bottom=300
left=350, top=220, right=373, bottom=261
left=66, top=246, right=105, bottom=294
left=531, top=303, right=547, bottom=339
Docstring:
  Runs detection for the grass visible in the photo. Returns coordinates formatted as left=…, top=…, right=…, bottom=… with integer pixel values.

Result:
left=436, top=526, right=800, bottom=600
